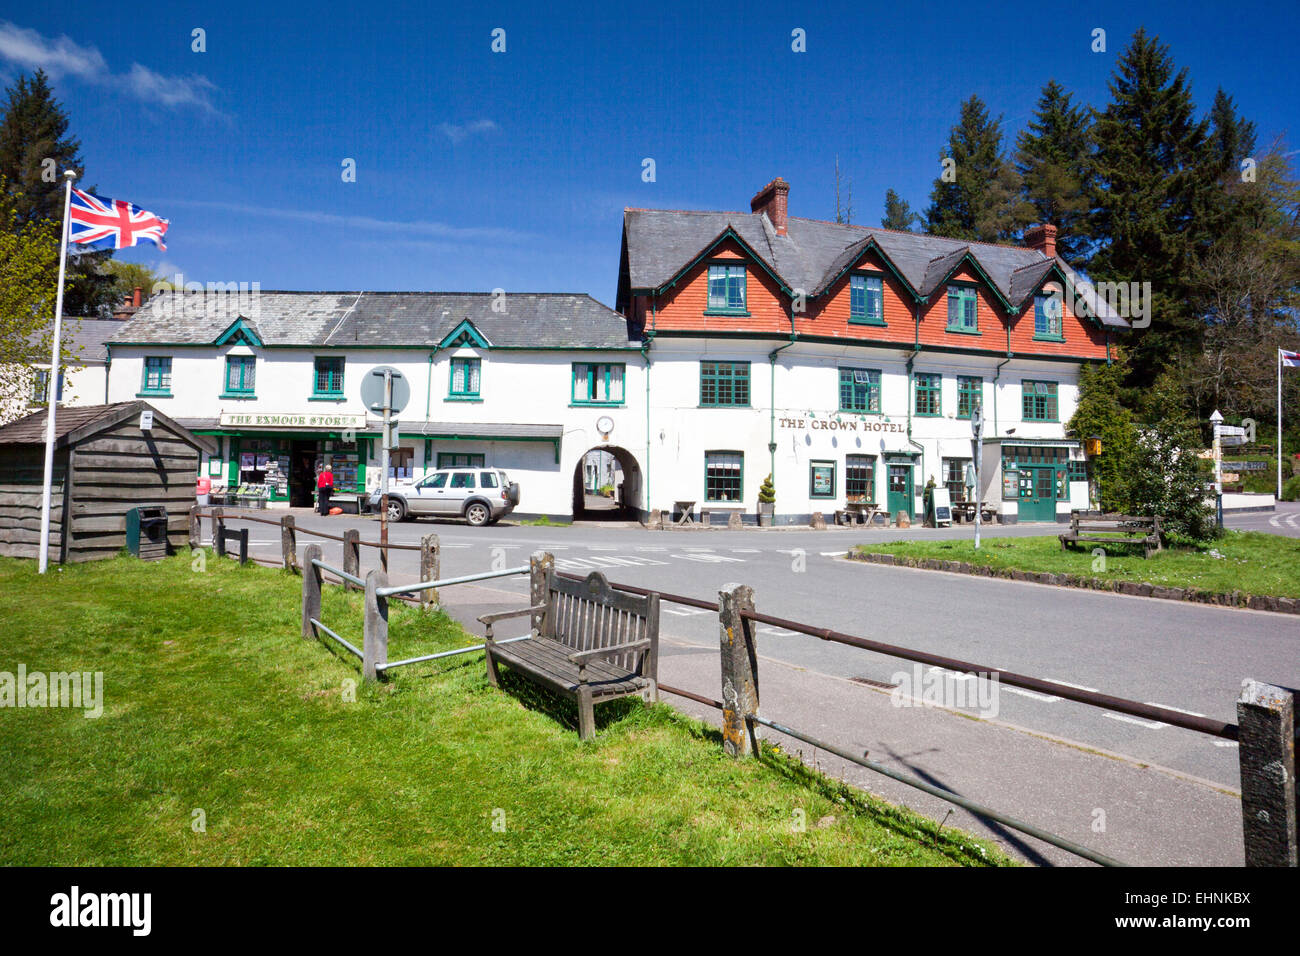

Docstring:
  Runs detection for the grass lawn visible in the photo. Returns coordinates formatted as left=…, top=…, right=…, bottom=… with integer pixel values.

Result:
left=0, top=552, right=1007, bottom=866
left=857, top=529, right=1300, bottom=599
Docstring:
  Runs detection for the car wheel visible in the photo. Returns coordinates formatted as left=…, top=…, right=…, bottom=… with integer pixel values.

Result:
left=464, top=502, right=490, bottom=527
left=386, top=498, right=407, bottom=522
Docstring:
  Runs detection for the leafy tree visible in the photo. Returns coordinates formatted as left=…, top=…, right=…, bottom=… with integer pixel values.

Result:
left=924, top=95, right=1034, bottom=242
left=1016, top=80, right=1094, bottom=262
left=0, top=180, right=59, bottom=423
left=881, top=189, right=918, bottom=231
left=1128, top=374, right=1218, bottom=541
left=1067, top=357, right=1138, bottom=511
left=1088, top=28, right=1216, bottom=388
left=100, top=260, right=163, bottom=306
left=0, top=70, right=115, bottom=317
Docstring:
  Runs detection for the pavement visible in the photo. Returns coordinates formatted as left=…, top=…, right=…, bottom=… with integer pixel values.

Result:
left=211, top=502, right=1300, bottom=866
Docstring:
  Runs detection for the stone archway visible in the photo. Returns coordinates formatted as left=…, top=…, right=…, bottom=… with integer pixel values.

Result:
left=571, top=445, right=643, bottom=520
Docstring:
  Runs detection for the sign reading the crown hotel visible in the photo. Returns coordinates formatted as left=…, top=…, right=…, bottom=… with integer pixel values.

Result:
left=219, top=412, right=368, bottom=430
left=778, top=417, right=906, bottom=433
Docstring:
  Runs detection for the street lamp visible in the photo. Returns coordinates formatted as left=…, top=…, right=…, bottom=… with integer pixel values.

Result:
left=971, top=404, right=984, bottom=550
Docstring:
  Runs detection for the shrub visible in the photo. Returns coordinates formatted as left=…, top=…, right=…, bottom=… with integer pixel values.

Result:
left=1283, top=475, right=1300, bottom=501
left=758, top=474, right=776, bottom=505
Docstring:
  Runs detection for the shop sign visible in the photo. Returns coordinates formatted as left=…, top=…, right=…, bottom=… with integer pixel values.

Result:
left=219, top=412, right=367, bottom=430
left=778, top=417, right=905, bottom=433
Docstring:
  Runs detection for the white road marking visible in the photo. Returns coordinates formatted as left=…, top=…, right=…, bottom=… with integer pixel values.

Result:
left=820, top=550, right=848, bottom=557
left=1049, top=679, right=1100, bottom=693
left=731, top=548, right=761, bottom=553
left=1003, top=687, right=1061, bottom=702
left=1103, top=713, right=1167, bottom=729
left=662, top=606, right=711, bottom=617
left=928, top=666, right=976, bottom=681
left=671, top=552, right=745, bottom=564
left=556, top=555, right=669, bottom=571
left=1143, top=702, right=1206, bottom=718
left=759, top=626, right=799, bottom=637
left=1269, top=515, right=1282, bottom=528
left=1214, top=741, right=1239, bottom=748
left=635, top=546, right=667, bottom=552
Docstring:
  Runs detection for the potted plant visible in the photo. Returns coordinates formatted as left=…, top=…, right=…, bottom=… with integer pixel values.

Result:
left=757, top=474, right=776, bottom=527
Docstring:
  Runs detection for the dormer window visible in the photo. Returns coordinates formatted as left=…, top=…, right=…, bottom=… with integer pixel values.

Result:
left=850, top=275, right=885, bottom=325
left=946, top=285, right=978, bottom=332
left=706, top=264, right=747, bottom=314
left=1034, top=291, right=1064, bottom=340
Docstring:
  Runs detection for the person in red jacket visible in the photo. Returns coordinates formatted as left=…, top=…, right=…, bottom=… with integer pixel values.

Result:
left=317, top=464, right=334, bottom=515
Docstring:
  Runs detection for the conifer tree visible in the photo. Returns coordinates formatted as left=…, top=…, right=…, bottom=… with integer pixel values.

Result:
left=881, top=189, right=919, bottom=231
left=1016, top=80, right=1093, bottom=262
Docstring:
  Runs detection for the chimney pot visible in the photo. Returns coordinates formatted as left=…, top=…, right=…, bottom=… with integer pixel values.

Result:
left=750, top=177, right=790, bottom=236
left=1024, top=223, right=1058, bottom=259
left=133, top=286, right=142, bottom=308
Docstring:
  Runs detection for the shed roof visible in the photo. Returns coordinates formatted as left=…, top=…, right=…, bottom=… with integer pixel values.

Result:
left=0, top=401, right=215, bottom=453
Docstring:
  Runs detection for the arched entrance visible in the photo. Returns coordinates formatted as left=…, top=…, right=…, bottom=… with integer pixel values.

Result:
left=572, top=445, right=643, bottom=520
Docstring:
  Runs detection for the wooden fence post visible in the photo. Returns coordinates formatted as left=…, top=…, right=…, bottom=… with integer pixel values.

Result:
left=529, top=550, right=554, bottom=634
left=420, top=533, right=440, bottom=608
left=236, top=528, right=249, bottom=565
left=363, top=568, right=389, bottom=683
left=281, top=514, right=298, bottom=573
left=718, top=584, right=759, bottom=758
left=302, top=544, right=322, bottom=640
left=1238, top=679, right=1297, bottom=866
left=189, top=504, right=202, bottom=550
left=343, top=528, right=361, bottom=591
left=213, top=507, right=224, bottom=552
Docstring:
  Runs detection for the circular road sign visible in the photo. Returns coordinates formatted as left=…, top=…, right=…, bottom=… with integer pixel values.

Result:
left=361, top=366, right=410, bottom=415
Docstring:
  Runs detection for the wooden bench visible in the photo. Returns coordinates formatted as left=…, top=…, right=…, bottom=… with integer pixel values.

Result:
left=1060, top=510, right=1163, bottom=558
left=478, top=569, right=661, bottom=740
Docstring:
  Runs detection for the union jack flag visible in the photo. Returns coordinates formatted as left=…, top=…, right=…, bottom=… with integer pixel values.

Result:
left=68, top=189, right=169, bottom=250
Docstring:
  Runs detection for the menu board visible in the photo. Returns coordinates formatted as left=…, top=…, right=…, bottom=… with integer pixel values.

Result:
left=1002, top=469, right=1019, bottom=500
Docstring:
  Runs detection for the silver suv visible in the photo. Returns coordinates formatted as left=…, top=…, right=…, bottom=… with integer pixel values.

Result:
left=371, top=467, right=519, bottom=526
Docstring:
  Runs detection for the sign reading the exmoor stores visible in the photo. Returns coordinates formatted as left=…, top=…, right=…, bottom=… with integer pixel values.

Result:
left=778, top=417, right=905, bottom=433
left=219, top=412, right=367, bottom=429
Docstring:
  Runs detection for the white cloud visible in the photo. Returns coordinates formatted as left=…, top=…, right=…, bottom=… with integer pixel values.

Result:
left=160, top=198, right=534, bottom=245
left=0, top=21, right=107, bottom=80
left=0, top=21, right=221, bottom=116
left=437, top=119, right=499, bottom=143
left=121, top=63, right=221, bottom=115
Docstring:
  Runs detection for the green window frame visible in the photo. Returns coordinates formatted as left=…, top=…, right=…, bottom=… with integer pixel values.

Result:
left=223, top=355, right=256, bottom=396
left=700, top=361, right=750, bottom=407
left=1034, top=292, right=1064, bottom=340
left=31, top=369, right=63, bottom=404
left=914, top=372, right=941, bottom=416
left=1067, top=460, right=1087, bottom=482
left=140, top=356, right=172, bottom=396
left=1022, top=380, right=1059, bottom=421
left=845, top=455, right=875, bottom=502
left=436, top=452, right=485, bottom=468
left=809, top=460, right=836, bottom=498
left=942, top=457, right=972, bottom=502
left=946, top=285, right=978, bottom=333
left=572, top=363, right=625, bottom=405
left=849, top=274, right=885, bottom=325
left=706, top=264, right=747, bottom=314
left=313, top=356, right=345, bottom=397
left=957, top=375, right=983, bottom=419
left=704, top=451, right=743, bottom=502
left=449, top=357, right=481, bottom=398
left=838, top=367, right=881, bottom=413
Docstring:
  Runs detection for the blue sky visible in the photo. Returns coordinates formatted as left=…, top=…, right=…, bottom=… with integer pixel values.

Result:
left=4, top=0, right=1298, bottom=306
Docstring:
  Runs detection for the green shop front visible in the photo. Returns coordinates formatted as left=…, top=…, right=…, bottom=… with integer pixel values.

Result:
left=191, top=411, right=377, bottom=508
left=981, top=438, right=1089, bottom=523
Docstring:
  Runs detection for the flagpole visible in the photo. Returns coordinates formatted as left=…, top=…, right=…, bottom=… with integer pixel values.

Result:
left=38, top=169, right=78, bottom=574
left=1280, top=348, right=1284, bottom=502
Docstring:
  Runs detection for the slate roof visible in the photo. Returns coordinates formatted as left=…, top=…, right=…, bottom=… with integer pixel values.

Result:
left=0, top=400, right=213, bottom=453
left=109, top=292, right=638, bottom=349
left=621, top=208, right=1129, bottom=327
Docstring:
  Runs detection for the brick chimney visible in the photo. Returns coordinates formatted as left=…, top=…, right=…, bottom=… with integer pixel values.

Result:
left=133, top=286, right=142, bottom=308
left=750, top=177, right=790, bottom=236
left=1024, top=223, right=1058, bottom=259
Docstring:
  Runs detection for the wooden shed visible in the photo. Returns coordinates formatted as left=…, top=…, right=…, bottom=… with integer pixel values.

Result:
left=0, top=401, right=214, bottom=563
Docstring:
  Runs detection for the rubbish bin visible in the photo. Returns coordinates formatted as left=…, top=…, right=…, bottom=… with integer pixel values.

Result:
left=126, top=505, right=169, bottom=561
left=196, top=476, right=211, bottom=507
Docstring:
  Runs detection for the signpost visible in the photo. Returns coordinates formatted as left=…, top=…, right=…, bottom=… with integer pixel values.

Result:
left=970, top=405, right=984, bottom=550
left=362, top=367, right=409, bottom=571
left=1210, top=410, right=1224, bottom=530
